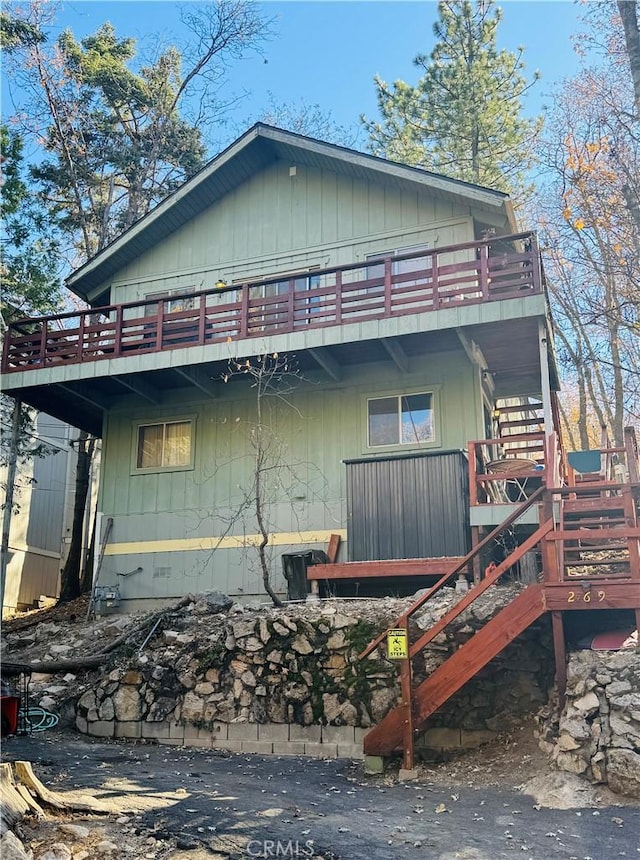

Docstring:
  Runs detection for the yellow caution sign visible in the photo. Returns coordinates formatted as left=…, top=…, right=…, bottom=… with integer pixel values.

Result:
left=386, top=628, right=408, bottom=660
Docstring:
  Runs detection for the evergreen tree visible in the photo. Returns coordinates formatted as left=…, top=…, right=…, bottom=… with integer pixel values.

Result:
left=362, top=0, right=541, bottom=201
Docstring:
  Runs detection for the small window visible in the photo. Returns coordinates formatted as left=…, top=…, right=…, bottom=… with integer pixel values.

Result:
left=368, top=393, right=434, bottom=447
left=145, top=288, right=195, bottom=313
left=135, top=419, right=193, bottom=471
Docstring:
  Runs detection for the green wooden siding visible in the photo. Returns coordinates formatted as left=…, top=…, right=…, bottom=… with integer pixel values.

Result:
left=105, top=163, right=476, bottom=305
left=97, top=349, right=482, bottom=600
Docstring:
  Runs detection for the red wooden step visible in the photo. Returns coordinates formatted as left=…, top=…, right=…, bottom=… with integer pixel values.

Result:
left=363, top=584, right=546, bottom=756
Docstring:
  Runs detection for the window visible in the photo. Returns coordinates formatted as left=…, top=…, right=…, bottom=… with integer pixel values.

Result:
left=365, top=244, right=430, bottom=285
left=135, top=419, right=193, bottom=471
left=368, top=393, right=434, bottom=447
left=145, top=288, right=195, bottom=313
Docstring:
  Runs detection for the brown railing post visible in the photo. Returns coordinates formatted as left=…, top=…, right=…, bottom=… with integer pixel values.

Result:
left=198, top=296, right=206, bottom=344
left=431, top=252, right=439, bottom=310
left=540, top=490, right=560, bottom=582
left=113, top=307, right=122, bottom=357
left=156, top=298, right=165, bottom=349
left=335, top=270, right=342, bottom=324
left=384, top=257, right=393, bottom=316
left=530, top=233, right=542, bottom=294
left=240, top=286, right=249, bottom=338
left=39, top=320, right=48, bottom=365
left=77, top=313, right=86, bottom=361
left=1, top=325, right=11, bottom=371
left=287, top=278, right=295, bottom=329
left=479, top=243, right=489, bottom=301
left=468, top=441, right=478, bottom=506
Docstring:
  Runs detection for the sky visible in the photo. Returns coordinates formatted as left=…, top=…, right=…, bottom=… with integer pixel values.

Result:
left=6, top=0, right=586, bottom=156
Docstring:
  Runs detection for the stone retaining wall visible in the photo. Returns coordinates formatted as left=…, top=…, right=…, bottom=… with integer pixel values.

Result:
left=539, top=650, right=640, bottom=798
left=75, top=587, right=555, bottom=759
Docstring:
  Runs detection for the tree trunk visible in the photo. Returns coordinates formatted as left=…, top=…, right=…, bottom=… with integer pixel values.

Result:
left=59, top=433, right=95, bottom=603
left=619, top=0, right=640, bottom=114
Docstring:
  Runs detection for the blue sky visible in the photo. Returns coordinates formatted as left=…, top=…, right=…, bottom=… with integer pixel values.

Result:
left=22, top=0, right=583, bottom=154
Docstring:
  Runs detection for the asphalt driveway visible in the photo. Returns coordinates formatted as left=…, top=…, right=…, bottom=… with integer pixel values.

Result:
left=2, top=732, right=638, bottom=860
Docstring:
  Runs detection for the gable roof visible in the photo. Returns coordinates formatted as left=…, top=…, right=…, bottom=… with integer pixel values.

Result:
left=67, top=123, right=516, bottom=303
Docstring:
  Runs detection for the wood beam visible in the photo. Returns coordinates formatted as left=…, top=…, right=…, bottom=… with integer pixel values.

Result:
left=308, top=347, right=341, bottom=381
left=538, top=319, right=553, bottom=442
left=58, top=383, right=113, bottom=411
left=381, top=337, right=409, bottom=373
left=114, top=375, right=161, bottom=404
left=456, top=329, right=494, bottom=396
left=307, top=558, right=463, bottom=581
left=173, top=366, right=218, bottom=398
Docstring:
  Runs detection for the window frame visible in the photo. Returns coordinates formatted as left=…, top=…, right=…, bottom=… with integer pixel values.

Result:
left=131, top=415, right=196, bottom=475
left=364, top=389, right=440, bottom=452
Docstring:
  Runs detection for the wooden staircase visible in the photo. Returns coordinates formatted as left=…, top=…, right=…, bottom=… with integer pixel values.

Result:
left=359, top=430, right=640, bottom=764
left=364, top=584, right=546, bottom=755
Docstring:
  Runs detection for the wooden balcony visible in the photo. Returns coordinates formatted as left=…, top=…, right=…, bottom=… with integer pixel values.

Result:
left=2, top=232, right=542, bottom=374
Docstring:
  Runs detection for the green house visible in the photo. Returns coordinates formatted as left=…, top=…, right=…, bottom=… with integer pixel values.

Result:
left=1, top=125, right=561, bottom=609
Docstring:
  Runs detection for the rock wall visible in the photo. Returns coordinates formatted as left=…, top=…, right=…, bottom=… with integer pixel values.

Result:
left=539, top=651, right=640, bottom=799
left=75, top=586, right=554, bottom=759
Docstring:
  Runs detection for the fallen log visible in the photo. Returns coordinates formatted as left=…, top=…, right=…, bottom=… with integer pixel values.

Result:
left=27, top=594, right=195, bottom=674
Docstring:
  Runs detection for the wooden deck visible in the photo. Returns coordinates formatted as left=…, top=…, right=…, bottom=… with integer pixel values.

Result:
left=2, top=232, right=542, bottom=373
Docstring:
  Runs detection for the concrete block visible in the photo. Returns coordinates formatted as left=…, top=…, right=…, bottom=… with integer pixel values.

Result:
left=142, top=721, right=171, bottom=740
left=258, top=723, right=290, bottom=742
left=354, top=727, right=368, bottom=745
left=398, top=768, right=419, bottom=782
left=227, top=722, right=259, bottom=741
left=273, top=741, right=307, bottom=757
left=169, top=722, right=185, bottom=740
left=182, top=738, right=212, bottom=749
left=220, top=739, right=244, bottom=753
left=89, top=721, right=115, bottom=738
left=337, top=744, right=364, bottom=760
left=289, top=725, right=321, bottom=742
left=241, top=740, right=274, bottom=755
left=364, top=755, right=384, bottom=774
left=211, top=721, right=229, bottom=740
left=322, top=725, right=355, bottom=744
left=185, top=721, right=228, bottom=741
left=304, top=742, right=338, bottom=759
left=115, top=721, right=142, bottom=739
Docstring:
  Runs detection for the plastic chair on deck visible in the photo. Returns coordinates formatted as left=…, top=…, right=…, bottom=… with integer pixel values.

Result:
left=567, top=451, right=603, bottom=490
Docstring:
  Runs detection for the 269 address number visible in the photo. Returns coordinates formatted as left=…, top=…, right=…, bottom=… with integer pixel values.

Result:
left=567, top=590, right=606, bottom=603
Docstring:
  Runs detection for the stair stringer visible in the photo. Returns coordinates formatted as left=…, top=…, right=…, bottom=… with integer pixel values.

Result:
left=363, top=583, right=547, bottom=757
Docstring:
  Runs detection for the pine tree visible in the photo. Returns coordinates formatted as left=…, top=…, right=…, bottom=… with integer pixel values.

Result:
left=362, top=0, right=541, bottom=201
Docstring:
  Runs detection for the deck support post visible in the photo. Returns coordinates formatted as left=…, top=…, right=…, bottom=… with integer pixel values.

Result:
left=551, top=611, right=567, bottom=711
left=471, top=526, right=482, bottom=583
left=400, top=619, right=415, bottom=772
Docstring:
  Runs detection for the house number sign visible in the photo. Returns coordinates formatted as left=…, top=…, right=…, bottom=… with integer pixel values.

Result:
left=567, top=590, right=607, bottom=604
left=386, top=628, right=409, bottom=660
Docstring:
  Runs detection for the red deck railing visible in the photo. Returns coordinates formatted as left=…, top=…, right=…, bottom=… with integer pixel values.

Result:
left=2, top=232, right=542, bottom=373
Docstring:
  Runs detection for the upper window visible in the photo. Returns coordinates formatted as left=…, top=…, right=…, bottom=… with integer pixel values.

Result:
left=368, top=393, right=434, bottom=447
left=135, top=419, right=193, bottom=471
left=145, top=288, right=195, bottom=313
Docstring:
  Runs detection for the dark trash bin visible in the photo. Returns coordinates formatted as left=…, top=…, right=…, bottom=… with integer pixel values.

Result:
left=282, top=550, right=328, bottom=600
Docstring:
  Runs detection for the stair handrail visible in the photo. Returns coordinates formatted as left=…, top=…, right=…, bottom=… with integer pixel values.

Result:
left=358, top=485, right=546, bottom=660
